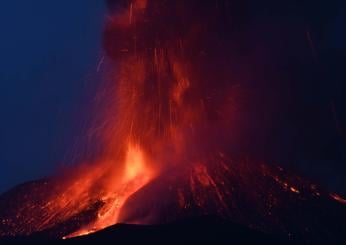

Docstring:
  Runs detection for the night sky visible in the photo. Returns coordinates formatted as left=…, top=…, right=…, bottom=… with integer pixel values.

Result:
left=0, top=0, right=345, bottom=195
left=0, top=1, right=106, bottom=193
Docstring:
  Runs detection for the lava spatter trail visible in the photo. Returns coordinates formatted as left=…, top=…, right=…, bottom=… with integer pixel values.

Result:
left=0, top=0, right=346, bottom=243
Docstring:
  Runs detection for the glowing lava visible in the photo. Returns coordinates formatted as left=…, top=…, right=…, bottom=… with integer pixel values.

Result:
left=63, top=142, right=155, bottom=238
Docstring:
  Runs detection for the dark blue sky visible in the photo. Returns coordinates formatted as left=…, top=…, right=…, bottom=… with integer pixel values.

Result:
left=0, top=1, right=106, bottom=193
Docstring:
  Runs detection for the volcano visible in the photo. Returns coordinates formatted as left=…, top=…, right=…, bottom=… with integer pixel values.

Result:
left=1, top=159, right=346, bottom=243
left=1, top=0, right=346, bottom=244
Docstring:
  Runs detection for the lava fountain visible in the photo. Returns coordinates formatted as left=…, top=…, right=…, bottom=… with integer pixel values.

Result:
left=0, top=0, right=346, bottom=243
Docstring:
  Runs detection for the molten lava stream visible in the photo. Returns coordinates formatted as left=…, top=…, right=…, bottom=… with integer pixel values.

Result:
left=63, top=142, right=156, bottom=239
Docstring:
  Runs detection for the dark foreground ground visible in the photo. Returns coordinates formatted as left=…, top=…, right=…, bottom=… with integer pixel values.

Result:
left=1, top=216, right=341, bottom=245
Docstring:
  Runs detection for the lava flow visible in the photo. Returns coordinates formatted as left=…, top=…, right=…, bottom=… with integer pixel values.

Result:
left=0, top=0, right=346, bottom=243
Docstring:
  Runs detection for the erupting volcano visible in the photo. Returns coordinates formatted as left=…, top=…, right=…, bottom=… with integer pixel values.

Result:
left=1, top=0, right=346, bottom=244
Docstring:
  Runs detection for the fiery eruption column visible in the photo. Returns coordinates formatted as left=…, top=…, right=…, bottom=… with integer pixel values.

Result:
left=63, top=0, right=244, bottom=237
left=1, top=0, right=345, bottom=243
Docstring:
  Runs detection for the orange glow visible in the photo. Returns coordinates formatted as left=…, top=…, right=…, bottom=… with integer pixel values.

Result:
left=63, top=142, right=155, bottom=238
left=124, top=143, right=148, bottom=180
